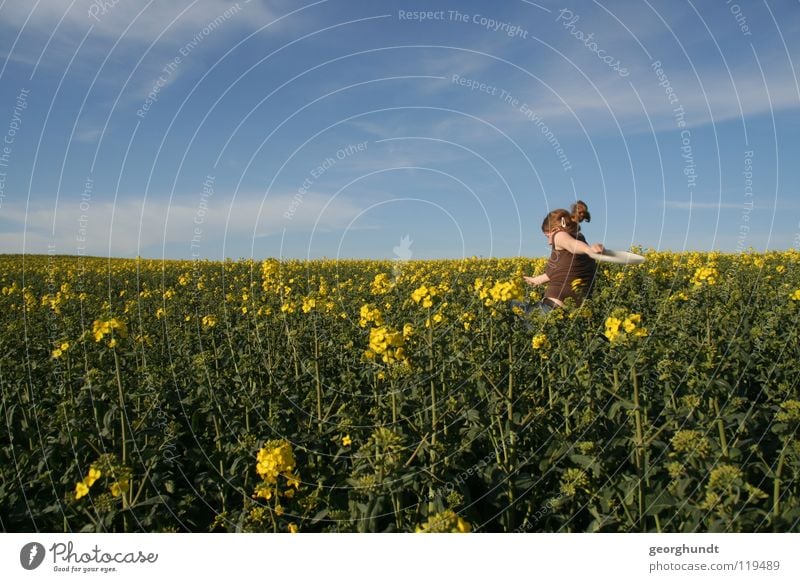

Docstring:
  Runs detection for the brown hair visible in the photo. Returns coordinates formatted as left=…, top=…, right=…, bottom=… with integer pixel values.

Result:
left=541, top=209, right=578, bottom=236
left=571, top=200, right=591, bottom=223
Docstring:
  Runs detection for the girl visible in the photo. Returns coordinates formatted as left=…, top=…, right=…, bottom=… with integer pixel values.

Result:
left=523, top=209, right=603, bottom=311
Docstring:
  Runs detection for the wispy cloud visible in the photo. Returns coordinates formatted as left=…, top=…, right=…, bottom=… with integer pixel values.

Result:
left=0, top=0, right=276, bottom=45
left=1, top=191, right=369, bottom=256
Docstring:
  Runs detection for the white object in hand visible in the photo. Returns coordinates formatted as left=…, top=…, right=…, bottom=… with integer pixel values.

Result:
left=587, top=249, right=646, bottom=265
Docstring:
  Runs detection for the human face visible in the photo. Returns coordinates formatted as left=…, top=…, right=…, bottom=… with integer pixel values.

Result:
left=543, top=229, right=556, bottom=245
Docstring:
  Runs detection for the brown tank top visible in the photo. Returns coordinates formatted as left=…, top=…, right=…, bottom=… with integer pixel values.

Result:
left=544, top=230, right=597, bottom=304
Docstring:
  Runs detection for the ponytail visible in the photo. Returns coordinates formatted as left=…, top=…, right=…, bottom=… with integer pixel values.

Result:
left=571, top=200, right=591, bottom=223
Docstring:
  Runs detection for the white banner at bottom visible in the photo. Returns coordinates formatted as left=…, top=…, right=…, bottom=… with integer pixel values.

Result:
left=1, top=533, right=798, bottom=581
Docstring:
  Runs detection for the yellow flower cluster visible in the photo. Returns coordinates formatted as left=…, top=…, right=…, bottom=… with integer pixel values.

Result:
left=776, top=400, right=800, bottom=423
left=691, top=265, right=718, bottom=287
left=92, top=318, right=128, bottom=346
left=425, top=313, right=445, bottom=328
left=706, top=464, right=742, bottom=490
left=51, top=341, right=70, bottom=359
left=74, top=467, right=101, bottom=500
left=371, top=273, right=393, bottom=295
left=531, top=333, right=550, bottom=357
left=474, top=278, right=523, bottom=307
left=488, top=279, right=524, bottom=303
left=366, top=326, right=408, bottom=365
left=559, top=468, right=589, bottom=497
left=791, top=289, right=800, bottom=301
left=261, top=259, right=282, bottom=292
left=411, top=284, right=439, bottom=308
left=202, top=315, right=217, bottom=328
left=359, top=304, right=383, bottom=328
left=415, top=509, right=471, bottom=533
left=670, top=430, right=710, bottom=458
left=301, top=297, right=316, bottom=313
left=604, top=312, right=647, bottom=343
left=254, top=440, right=301, bottom=501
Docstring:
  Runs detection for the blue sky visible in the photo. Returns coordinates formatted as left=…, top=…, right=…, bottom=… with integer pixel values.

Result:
left=1, top=0, right=799, bottom=260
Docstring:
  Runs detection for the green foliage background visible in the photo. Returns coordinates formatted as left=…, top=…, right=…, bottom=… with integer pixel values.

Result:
left=1, top=251, right=798, bottom=532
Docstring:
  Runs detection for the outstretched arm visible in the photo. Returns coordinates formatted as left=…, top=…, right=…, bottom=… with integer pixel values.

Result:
left=524, top=274, right=550, bottom=286
left=553, top=231, right=604, bottom=255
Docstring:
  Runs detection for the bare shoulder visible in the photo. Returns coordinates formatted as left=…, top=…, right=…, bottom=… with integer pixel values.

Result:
left=552, top=230, right=575, bottom=249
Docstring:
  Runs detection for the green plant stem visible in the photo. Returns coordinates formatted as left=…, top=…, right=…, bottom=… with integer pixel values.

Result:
left=507, top=340, right=514, bottom=423
left=773, top=444, right=787, bottom=520
left=712, top=397, right=729, bottom=458
left=112, top=348, right=127, bottom=468
left=313, top=318, right=322, bottom=427
left=632, top=366, right=645, bottom=531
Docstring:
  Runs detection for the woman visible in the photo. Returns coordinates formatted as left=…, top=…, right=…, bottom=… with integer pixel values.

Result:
left=523, top=208, right=603, bottom=311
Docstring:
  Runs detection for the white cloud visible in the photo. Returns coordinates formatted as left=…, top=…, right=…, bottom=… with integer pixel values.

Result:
left=0, top=0, right=275, bottom=45
left=1, top=191, right=369, bottom=256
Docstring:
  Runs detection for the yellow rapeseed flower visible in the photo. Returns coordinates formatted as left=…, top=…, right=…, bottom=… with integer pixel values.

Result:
left=415, top=510, right=472, bottom=533
left=623, top=314, right=641, bottom=333
left=85, top=467, right=101, bottom=487
left=74, top=481, right=89, bottom=500
left=605, top=311, right=647, bottom=343
left=92, top=318, right=128, bottom=343
left=691, top=265, right=718, bottom=287
left=371, top=273, right=393, bottom=295
left=110, top=481, right=128, bottom=498
left=531, top=333, right=549, bottom=350
left=604, top=317, right=622, bottom=343
left=359, top=304, right=383, bottom=327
